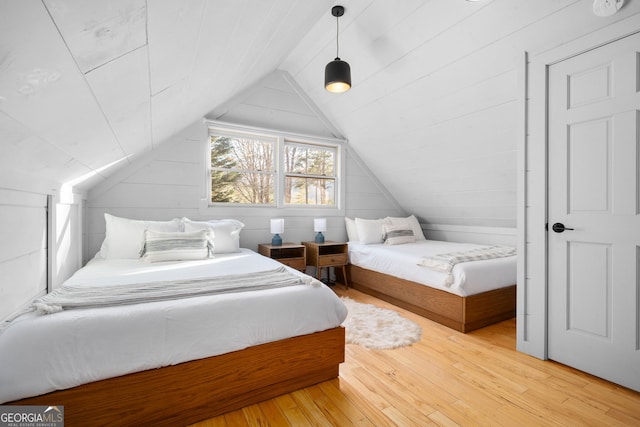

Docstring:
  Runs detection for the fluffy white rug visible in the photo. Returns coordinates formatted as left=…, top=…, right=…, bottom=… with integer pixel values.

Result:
left=340, top=297, right=422, bottom=350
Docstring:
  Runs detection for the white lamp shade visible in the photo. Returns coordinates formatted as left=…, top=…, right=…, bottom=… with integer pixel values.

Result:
left=270, top=218, right=284, bottom=234
left=314, top=218, right=327, bottom=232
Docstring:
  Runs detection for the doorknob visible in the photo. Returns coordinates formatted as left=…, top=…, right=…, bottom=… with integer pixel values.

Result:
left=552, top=223, right=574, bottom=233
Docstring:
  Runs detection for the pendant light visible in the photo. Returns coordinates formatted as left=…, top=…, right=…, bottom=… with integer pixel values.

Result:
left=324, top=5, right=351, bottom=93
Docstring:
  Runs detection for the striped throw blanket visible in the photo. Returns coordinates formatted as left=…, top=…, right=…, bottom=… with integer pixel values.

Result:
left=418, top=245, right=516, bottom=287
left=32, top=267, right=317, bottom=315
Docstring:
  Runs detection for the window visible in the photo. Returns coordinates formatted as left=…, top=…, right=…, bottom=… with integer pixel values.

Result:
left=208, top=125, right=340, bottom=208
left=284, top=142, right=335, bottom=206
left=210, top=134, right=275, bottom=204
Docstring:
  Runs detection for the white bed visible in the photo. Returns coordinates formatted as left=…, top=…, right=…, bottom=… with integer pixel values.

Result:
left=348, top=240, right=516, bottom=297
left=0, top=249, right=347, bottom=409
left=344, top=215, right=516, bottom=332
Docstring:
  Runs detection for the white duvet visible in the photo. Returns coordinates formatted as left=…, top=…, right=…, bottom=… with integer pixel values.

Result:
left=348, top=240, right=516, bottom=297
left=0, top=249, right=347, bottom=404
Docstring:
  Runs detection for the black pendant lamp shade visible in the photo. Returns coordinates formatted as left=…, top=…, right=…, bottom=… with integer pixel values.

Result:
left=325, top=5, right=351, bottom=93
left=325, top=59, right=351, bottom=93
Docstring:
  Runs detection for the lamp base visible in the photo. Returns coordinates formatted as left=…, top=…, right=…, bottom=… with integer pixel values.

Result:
left=315, top=232, right=325, bottom=244
left=272, top=233, right=282, bottom=246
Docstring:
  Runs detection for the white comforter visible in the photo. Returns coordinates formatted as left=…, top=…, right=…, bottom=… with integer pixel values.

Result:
left=0, top=249, right=347, bottom=403
left=348, top=240, right=516, bottom=297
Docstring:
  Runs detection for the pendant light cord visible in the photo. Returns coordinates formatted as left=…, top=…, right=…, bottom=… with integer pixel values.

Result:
left=335, top=14, right=340, bottom=59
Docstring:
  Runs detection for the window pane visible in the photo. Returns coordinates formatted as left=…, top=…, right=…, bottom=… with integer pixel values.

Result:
left=210, top=135, right=274, bottom=204
left=212, top=171, right=274, bottom=204
left=285, top=177, right=335, bottom=205
left=285, top=145, right=335, bottom=177
left=211, top=136, right=274, bottom=173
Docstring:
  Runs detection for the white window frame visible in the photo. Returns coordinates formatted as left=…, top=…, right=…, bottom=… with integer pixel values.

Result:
left=203, top=121, right=345, bottom=215
left=208, top=129, right=277, bottom=206
left=282, top=139, right=338, bottom=207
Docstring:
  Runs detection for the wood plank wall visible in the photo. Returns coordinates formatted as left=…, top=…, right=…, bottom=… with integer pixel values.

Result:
left=285, top=0, right=640, bottom=231
left=85, top=120, right=405, bottom=263
left=0, top=189, right=47, bottom=321
left=423, top=223, right=516, bottom=247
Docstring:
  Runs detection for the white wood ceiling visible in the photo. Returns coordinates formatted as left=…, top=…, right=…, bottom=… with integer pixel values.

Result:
left=283, top=0, right=640, bottom=227
left=0, top=0, right=332, bottom=191
left=1, top=0, right=638, bottom=227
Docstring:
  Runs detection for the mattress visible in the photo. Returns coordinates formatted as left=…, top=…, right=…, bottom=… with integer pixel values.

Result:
left=0, top=249, right=348, bottom=404
left=348, top=240, right=516, bottom=297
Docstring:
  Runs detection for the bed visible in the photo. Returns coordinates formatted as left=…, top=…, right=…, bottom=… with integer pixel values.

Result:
left=0, top=215, right=347, bottom=426
left=345, top=216, right=516, bottom=333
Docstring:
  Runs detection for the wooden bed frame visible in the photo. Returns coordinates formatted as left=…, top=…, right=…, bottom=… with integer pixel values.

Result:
left=347, top=264, right=516, bottom=333
left=8, top=327, right=345, bottom=426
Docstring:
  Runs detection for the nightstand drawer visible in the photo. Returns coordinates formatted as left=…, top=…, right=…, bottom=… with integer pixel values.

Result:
left=302, top=241, right=349, bottom=288
left=318, top=253, right=348, bottom=267
left=279, top=257, right=306, bottom=271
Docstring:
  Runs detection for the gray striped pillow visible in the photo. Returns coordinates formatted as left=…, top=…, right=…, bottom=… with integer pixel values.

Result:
left=141, top=230, right=212, bottom=262
left=383, top=223, right=416, bottom=245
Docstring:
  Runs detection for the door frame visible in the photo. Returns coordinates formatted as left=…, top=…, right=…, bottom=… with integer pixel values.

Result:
left=518, top=13, right=640, bottom=360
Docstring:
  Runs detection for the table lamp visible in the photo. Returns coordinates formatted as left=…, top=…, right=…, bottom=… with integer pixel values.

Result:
left=314, top=218, right=327, bottom=243
left=270, top=218, right=284, bottom=246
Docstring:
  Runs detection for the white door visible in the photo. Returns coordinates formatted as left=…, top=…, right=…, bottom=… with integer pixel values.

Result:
left=548, top=32, right=640, bottom=392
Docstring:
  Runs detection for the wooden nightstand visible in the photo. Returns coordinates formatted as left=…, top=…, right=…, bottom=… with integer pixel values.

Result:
left=302, top=241, right=349, bottom=288
left=258, top=243, right=306, bottom=272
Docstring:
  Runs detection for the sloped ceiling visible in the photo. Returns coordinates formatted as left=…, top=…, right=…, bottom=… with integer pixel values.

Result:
left=1, top=0, right=638, bottom=227
left=208, top=70, right=343, bottom=140
left=0, top=0, right=332, bottom=191
left=283, top=0, right=639, bottom=227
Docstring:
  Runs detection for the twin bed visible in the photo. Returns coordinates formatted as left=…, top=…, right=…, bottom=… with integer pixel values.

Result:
left=0, top=213, right=516, bottom=425
left=345, top=216, right=517, bottom=333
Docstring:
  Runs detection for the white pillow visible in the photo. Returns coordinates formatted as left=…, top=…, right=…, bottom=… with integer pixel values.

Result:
left=354, top=218, right=384, bottom=245
left=385, top=214, right=425, bottom=240
left=183, top=218, right=244, bottom=253
left=99, top=214, right=182, bottom=259
left=141, top=230, right=211, bottom=262
left=383, top=223, right=416, bottom=245
left=345, top=217, right=359, bottom=242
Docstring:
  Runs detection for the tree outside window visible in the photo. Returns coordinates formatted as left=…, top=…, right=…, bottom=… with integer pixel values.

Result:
left=210, top=135, right=275, bottom=204
left=284, top=142, right=335, bottom=206
left=208, top=128, right=339, bottom=207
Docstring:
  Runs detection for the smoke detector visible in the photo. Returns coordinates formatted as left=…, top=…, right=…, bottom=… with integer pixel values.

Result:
left=593, top=0, right=624, bottom=17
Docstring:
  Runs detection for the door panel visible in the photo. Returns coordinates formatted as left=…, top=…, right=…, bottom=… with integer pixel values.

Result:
left=568, top=241, right=611, bottom=338
left=548, top=32, right=640, bottom=391
left=568, top=117, right=610, bottom=212
left=568, top=62, right=611, bottom=108
left=613, top=110, right=639, bottom=215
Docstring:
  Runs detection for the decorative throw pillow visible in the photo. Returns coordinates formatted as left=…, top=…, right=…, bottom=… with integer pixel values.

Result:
left=354, top=218, right=384, bottom=245
left=183, top=218, right=244, bottom=253
left=99, top=214, right=183, bottom=259
left=384, top=214, right=425, bottom=240
left=383, top=223, right=416, bottom=245
left=141, top=230, right=211, bottom=262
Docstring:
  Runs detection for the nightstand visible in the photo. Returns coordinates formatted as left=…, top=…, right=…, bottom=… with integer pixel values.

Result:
left=258, top=243, right=306, bottom=272
left=302, top=241, right=349, bottom=288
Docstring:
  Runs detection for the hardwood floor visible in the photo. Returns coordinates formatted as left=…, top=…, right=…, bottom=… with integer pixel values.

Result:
left=190, top=287, right=640, bottom=426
